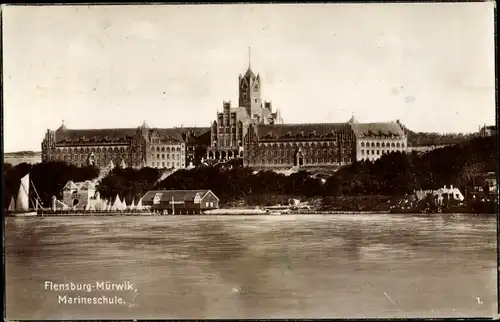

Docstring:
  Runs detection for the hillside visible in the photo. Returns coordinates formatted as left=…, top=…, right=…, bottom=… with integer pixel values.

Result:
left=3, top=151, right=41, bottom=166
left=4, top=135, right=495, bottom=210
left=401, top=123, right=477, bottom=147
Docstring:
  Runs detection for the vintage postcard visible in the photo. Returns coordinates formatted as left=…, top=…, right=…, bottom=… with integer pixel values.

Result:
left=2, top=3, right=497, bottom=320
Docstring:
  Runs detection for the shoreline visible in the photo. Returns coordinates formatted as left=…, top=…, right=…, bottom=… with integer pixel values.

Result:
left=7, top=210, right=495, bottom=217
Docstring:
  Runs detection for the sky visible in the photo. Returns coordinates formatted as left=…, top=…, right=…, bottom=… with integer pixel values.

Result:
left=2, top=3, right=496, bottom=152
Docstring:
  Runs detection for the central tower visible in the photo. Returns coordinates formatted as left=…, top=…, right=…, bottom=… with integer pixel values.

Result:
left=238, top=47, right=262, bottom=117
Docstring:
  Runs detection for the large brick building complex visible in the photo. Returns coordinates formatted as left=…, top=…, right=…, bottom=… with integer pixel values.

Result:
left=41, top=121, right=210, bottom=169
left=243, top=122, right=356, bottom=169
left=41, top=58, right=408, bottom=171
left=207, top=65, right=283, bottom=162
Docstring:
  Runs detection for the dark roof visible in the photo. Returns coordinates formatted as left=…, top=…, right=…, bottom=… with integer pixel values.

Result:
left=54, top=126, right=210, bottom=144
left=243, top=67, right=256, bottom=79
left=256, top=123, right=348, bottom=140
left=349, top=122, right=405, bottom=138
left=142, top=190, right=217, bottom=203
left=55, top=128, right=137, bottom=144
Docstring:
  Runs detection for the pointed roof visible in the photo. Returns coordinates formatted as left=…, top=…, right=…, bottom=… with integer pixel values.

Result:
left=140, top=120, right=150, bottom=129
left=63, top=181, right=78, bottom=190
left=243, top=67, right=256, bottom=79
left=347, top=114, right=358, bottom=124
left=80, top=180, right=95, bottom=190
left=56, top=120, right=68, bottom=132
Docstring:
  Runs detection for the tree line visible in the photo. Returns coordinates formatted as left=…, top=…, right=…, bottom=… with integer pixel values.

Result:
left=3, top=136, right=495, bottom=209
left=3, top=162, right=99, bottom=209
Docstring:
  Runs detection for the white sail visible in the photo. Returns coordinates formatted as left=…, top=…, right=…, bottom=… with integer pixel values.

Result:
left=98, top=199, right=105, bottom=211
left=136, top=198, right=143, bottom=211
left=122, top=198, right=128, bottom=210
left=8, top=197, right=15, bottom=211
left=16, top=173, right=30, bottom=211
left=120, top=159, right=127, bottom=169
left=111, top=195, right=122, bottom=211
left=130, top=199, right=136, bottom=210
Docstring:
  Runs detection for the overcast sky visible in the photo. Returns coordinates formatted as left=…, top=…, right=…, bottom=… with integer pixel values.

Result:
left=2, top=3, right=496, bottom=152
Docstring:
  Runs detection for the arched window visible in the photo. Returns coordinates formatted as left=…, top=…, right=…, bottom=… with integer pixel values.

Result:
left=361, top=142, right=365, bottom=147
left=371, top=142, right=375, bottom=147
left=391, top=143, right=395, bottom=148
left=161, top=147, right=165, bottom=152
left=396, top=142, right=400, bottom=148
left=376, top=142, right=380, bottom=148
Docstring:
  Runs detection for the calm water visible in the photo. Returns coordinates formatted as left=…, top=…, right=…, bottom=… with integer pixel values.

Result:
left=5, top=214, right=498, bottom=319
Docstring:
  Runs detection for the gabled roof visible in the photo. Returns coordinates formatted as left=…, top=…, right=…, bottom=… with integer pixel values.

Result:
left=142, top=189, right=218, bottom=203
left=56, top=128, right=137, bottom=144
left=347, top=115, right=358, bottom=123
left=63, top=181, right=78, bottom=190
left=256, top=123, right=348, bottom=140
left=80, top=180, right=95, bottom=190
left=243, top=67, right=256, bottom=79
left=54, top=126, right=211, bottom=145
left=349, top=122, right=405, bottom=138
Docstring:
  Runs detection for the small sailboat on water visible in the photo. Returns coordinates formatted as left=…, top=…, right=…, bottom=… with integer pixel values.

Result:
left=6, top=173, right=42, bottom=217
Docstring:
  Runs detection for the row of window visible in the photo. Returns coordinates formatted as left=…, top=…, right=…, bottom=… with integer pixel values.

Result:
left=259, top=149, right=339, bottom=158
left=257, top=142, right=338, bottom=149
left=152, top=146, right=183, bottom=152
left=360, top=149, right=404, bottom=156
left=151, top=161, right=182, bottom=168
left=360, top=141, right=405, bottom=148
left=152, top=153, right=181, bottom=160
left=256, top=157, right=341, bottom=165
left=55, top=146, right=130, bottom=153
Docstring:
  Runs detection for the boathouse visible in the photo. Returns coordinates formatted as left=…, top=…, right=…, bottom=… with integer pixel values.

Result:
left=141, top=189, right=219, bottom=214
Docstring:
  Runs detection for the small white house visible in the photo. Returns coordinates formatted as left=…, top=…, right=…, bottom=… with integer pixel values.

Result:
left=62, top=180, right=101, bottom=210
left=415, top=185, right=464, bottom=205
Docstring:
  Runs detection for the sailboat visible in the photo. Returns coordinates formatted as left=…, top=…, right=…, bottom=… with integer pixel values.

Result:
left=6, top=173, right=41, bottom=217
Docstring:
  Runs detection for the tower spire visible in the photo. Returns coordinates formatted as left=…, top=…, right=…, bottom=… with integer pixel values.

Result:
left=248, top=46, right=251, bottom=69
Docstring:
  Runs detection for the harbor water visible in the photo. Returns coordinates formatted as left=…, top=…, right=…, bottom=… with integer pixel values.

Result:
left=4, top=213, right=497, bottom=319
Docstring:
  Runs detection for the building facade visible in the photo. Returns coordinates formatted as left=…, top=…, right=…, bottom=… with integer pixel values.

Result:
left=141, top=189, right=219, bottom=214
left=243, top=123, right=356, bottom=169
left=478, top=124, right=496, bottom=138
left=351, top=121, right=408, bottom=162
left=41, top=121, right=210, bottom=169
left=41, top=58, right=410, bottom=172
left=61, top=180, right=100, bottom=210
left=243, top=118, right=408, bottom=169
left=207, top=65, right=283, bottom=162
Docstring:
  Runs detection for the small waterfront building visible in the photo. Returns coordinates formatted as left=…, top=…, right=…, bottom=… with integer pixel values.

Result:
left=415, top=185, right=465, bottom=205
left=62, top=180, right=101, bottom=210
left=141, top=189, right=219, bottom=214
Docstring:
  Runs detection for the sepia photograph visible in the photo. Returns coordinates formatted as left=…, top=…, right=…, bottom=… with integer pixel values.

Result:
left=2, top=3, right=497, bottom=320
